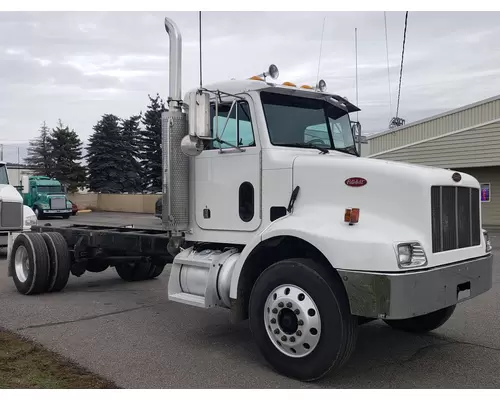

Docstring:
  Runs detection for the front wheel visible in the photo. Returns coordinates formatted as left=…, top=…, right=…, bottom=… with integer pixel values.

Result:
left=383, top=305, right=456, bottom=333
left=249, top=258, right=358, bottom=382
left=33, top=206, right=44, bottom=220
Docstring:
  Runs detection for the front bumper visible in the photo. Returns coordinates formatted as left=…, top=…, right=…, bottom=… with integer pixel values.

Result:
left=43, top=209, right=71, bottom=214
left=338, top=254, right=493, bottom=319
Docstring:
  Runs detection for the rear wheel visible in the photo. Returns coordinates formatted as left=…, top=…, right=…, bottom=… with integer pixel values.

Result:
left=62, top=214, right=70, bottom=219
left=10, top=233, right=50, bottom=295
left=115, top=261, right=151, bottom=282
left=383, top=305, right=456, bottom=333
left=248, top=258, right=358, bottom=382
left=41, top=232, right=71, bottom=292
left=148, top=263, right=165, bottom=279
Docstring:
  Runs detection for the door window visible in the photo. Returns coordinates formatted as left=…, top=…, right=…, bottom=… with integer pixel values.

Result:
left=207, top=101, right=255, bottom=149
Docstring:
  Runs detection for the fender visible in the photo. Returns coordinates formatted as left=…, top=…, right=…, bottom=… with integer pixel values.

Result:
left=229, top=204, right=423, bottom=300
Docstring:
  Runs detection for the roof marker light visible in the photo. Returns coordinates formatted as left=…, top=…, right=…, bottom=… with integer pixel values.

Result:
left=300, top=84, right=313, bottom=89
left=282, top=81, right=297, bottom=87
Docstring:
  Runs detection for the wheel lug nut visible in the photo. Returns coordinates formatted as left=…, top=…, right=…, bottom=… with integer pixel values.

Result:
left=294, top=309, right=300, bottom=315
left=296, top=330, right=302, bottom=336
left=278, top=302, right=284, bottom=308
left=290, top=336, right=296, bottom=343
left=272, top=308, right=278, bottom=314
left=274, top=329, right=280, bottom=334
left=286, top=302, right=292, bottom=308
left=270, top=318, right=276, bottom=324
left=298, top=320, right=304, bottom=326
left=281, top=336, right=287, bottom=341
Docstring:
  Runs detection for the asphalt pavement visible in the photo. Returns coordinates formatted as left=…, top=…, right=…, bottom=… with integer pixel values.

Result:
left=0, top=212, right=499, bottom=388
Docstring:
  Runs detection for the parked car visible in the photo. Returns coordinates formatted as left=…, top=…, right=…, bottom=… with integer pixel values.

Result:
left=70, top=200, right=78, bottom=216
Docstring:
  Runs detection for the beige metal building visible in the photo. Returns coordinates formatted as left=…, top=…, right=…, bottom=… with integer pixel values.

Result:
left=367, top=94, right=500, bottom=227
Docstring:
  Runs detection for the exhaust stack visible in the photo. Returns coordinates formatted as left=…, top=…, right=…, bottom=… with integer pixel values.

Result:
left=162, top=17, right=189, bottom=235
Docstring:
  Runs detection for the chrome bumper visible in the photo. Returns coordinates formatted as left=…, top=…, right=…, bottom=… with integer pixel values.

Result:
left=337, top=254, right=493, bottom=320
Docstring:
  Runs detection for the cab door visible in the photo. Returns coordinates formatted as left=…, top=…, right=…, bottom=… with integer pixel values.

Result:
left=194, top=96, right=261, bottom=232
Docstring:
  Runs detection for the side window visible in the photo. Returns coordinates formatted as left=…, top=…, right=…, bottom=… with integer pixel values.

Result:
left=208, top=101, right=255, bottom=149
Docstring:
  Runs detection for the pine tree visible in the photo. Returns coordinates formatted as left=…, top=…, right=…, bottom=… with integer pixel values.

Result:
left=138, top=94, right=166, bottom=192
left=120, top=114, right=143, bottom=193
left=50, top=120, right=87, bottom=192
left=86, top=114, right=125, bottom=193
left=24, top=121, right=55, bottom=177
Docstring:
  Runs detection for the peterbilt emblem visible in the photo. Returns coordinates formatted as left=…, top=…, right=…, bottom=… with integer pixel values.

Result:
left=345, top=177, right=367, bottom=187
left=452, top=172, right=462, bottom=182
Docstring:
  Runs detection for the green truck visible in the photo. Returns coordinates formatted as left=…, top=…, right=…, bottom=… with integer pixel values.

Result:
left=21, top=176, right=72, bottom=219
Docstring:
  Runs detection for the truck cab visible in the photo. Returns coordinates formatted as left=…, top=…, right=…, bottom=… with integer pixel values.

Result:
left=22, top=176, right=72, bottom=219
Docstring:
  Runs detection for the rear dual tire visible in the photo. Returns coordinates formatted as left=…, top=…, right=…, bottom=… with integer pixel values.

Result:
left=10, top=232, right=70, bottom=295
left=249, top=258, right=358, bottom=382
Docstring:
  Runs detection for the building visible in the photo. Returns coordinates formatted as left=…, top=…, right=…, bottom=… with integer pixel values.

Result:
left=367, top=94, right=500, bottom=227
left=6, top=164, right=34, bottom=188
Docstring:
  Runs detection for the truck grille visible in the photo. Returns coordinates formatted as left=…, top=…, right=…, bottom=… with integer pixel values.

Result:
left=50, top=197, right=66, bottom=210
left=0, top=201, right=23, bottom=229
left=431, top=186, right=481, bottom=253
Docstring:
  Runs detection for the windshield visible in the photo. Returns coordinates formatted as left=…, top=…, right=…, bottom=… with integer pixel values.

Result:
left=0, top=165, right=8, bottom=185
left=37, top=185, right=63, bottom=193
left=260, top=91, right=357, bottom=155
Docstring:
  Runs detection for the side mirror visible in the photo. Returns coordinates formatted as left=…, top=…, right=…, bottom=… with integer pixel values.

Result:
left=187, top=91, right=211, bottom=139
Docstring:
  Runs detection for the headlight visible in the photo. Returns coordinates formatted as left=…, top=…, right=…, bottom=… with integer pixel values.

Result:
left=24, top=215, right=38, bottom=227
left=396, top=242, right=427, bottom=268
left=483, top=230, right=492, bottom=253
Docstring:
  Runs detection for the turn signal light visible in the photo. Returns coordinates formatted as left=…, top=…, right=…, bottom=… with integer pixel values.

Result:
left=344, top=208, right=360, bottom=224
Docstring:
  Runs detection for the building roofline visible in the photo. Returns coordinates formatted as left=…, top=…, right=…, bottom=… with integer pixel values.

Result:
left=368, top=117, right=500, bottom=158
left=367, top=93, right=500, bottom=140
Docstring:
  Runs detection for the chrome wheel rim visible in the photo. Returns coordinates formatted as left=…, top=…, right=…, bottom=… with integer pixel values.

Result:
left=14, top=245, right=30, bottom=283
left=264, top=284, right=321, bottom=358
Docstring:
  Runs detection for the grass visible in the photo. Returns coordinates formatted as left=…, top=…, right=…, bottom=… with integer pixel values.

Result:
left=0, top=329, right=118, bottom=389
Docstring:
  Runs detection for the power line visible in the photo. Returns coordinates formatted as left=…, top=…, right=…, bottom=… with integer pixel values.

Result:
left=396, top=11, right=408, bottom=119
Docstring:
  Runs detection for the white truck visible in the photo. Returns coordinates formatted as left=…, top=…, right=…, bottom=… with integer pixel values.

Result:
left=7, top=17, right=493, bottom=381
left=0, top=161, right=38, bottom=248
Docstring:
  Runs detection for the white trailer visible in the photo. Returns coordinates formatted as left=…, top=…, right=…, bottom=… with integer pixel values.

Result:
left=7, top=17, right=493, bottom=381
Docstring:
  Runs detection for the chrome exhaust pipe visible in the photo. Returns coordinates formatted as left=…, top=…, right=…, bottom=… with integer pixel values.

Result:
left=164, top=17, right=183, bottom=108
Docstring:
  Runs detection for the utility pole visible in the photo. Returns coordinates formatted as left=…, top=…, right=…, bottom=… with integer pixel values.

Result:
left=0, top=144, right=3, bottom=161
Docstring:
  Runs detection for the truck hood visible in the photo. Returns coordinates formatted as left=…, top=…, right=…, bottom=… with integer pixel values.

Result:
left=0, top=184, right=23, bottom=203
left=290, top=153, right=484, bottom=267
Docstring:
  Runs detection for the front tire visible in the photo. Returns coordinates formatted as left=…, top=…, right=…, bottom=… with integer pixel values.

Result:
left=248, top=258, right=358, bottom=382
left=33, top=206, right=44, bottom=220
left=383, top=305, right=456, bottom=333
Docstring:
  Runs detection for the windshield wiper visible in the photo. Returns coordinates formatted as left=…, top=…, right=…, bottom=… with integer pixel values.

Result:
left=278, top=143, right=329, bottom=154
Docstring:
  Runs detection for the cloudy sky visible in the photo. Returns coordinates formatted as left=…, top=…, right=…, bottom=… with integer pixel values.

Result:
left=1, top=11, right=500, bottom=161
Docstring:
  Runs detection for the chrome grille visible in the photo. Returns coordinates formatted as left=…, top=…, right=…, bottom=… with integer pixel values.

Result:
left=431, top=186, right=481, bottom=253
left=50, top=197, right=66, bottom=210
left=0, top=201, right=23, bottom=229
